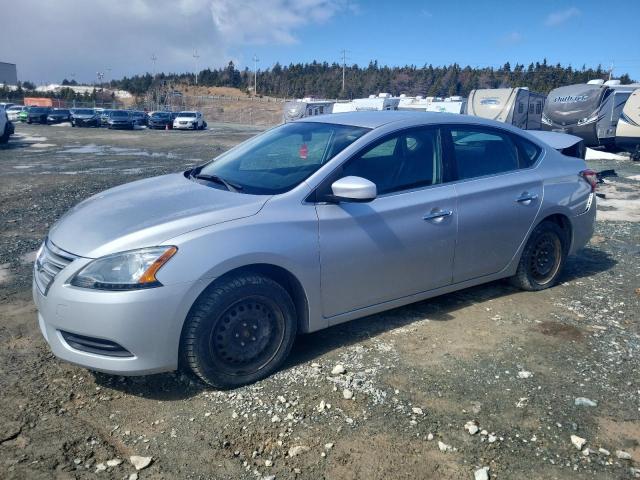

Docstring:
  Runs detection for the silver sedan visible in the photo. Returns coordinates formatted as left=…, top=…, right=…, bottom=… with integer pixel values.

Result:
left=33, top=112, right=596, bottom=387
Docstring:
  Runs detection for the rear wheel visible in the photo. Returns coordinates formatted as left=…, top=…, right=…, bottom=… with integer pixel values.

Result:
left=510, top=221, right=567, bottom=291
left=0, top=125, right=9, bottom=144
left=181, top=274, right=297, bottom=388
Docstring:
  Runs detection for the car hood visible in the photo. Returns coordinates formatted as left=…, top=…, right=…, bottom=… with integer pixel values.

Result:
left=174, top=117, right=195, bottom=121
left=73, top=114, right=96, bottom=119
left=49, top=173, right=270, bottom=258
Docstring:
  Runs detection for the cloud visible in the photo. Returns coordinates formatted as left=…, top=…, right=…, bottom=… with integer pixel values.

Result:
left=500, top=31, right=524, bottom=45
left=544, top=7, right=581, bottom=27
left=0, top=0, right=355, bottom=83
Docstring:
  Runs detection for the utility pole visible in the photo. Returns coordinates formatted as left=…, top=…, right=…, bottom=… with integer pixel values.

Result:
left=253, top=54, right=259, bottom=96
left=151, top=54, right=157, bottom=77
left=193, top=50, right=200, bottom=85
left=341, top=49, right=348, bottom=94
left=608, top=61, right=614, bottom=81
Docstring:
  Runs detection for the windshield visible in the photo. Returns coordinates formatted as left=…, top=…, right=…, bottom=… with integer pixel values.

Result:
left=31, top=107, right=49, bottom=113
left=111, top=111, right=129, bottom=117
left=52, top=109, right=69, bottom=114
left=75, top=109, right=94, bottom=115
left=179, top=112, right=196, bottom=117
left=196, top=122, right=369, bottom=194
left=152, top=112, right=170, bottom=118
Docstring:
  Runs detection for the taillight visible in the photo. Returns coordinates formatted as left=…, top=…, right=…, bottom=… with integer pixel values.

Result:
left=580, top=169, right=598, bottom=192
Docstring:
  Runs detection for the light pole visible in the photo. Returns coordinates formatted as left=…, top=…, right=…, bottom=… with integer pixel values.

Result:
left=151, top=54, right=157, bottom=77
left=253, top=54, right=259, bottom=96
left=193, top=50, right=200, bottom=85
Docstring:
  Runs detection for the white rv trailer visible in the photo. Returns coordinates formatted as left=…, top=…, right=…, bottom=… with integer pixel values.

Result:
left=543, top=79, right=640, bottom=148
left=465, top=87, right=546, bottom=130
left=283, top=98, right=335, bottom=122
left=397, top=95, right=466, bottom=114
left=332, top=93, right=400, bottom=113
left=616, top=88, right=640, bottom=160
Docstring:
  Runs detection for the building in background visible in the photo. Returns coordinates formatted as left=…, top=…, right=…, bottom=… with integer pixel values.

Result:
left=0, top=62, right=18, bottom=86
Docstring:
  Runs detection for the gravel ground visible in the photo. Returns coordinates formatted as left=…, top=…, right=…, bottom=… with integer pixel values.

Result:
left=0, top=123, right=639, bottom=480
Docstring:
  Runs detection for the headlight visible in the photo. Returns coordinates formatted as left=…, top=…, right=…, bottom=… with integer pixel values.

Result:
left=69, top=246, right=177, bottom=290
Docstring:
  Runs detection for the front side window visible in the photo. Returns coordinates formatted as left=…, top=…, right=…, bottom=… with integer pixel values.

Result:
left=449, top=128, right=519, bottom=180
left=342, top=127, right=442, bottom=195
left=197, top=122, right=369, bottom=194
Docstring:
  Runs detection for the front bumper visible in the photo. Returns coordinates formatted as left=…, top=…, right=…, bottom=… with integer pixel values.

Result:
left=33, top=259, right=203, bottom=375
left=173, top=122, right=196, bottom=130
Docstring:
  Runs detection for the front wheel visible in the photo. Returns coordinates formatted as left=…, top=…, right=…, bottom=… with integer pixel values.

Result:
left=181, top=274, right=297, bottom=388
left=510, top=221, right=567, bottom=291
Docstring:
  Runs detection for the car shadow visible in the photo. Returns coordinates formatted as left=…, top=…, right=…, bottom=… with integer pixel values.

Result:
left=94, top=246, right=616, bottom=399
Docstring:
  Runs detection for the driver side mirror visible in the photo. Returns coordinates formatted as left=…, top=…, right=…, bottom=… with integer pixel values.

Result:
left=330, top=176, right=377, bottom=203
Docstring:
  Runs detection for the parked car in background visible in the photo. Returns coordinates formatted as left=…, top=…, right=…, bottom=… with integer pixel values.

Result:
left=33, top=111, right=596, bottom=388
left=18, top=107, right=30, bottom=122
left=1, top=107, right=13, bottom=144
left=6, top=105, right=27, bottom=122
left=173, top=111, right=205, bottom=130
left=46, top=108, right=72, bottom=124
left=26, top=107, right=52, bottom=124
left=99, top=110, right=115, bottom=127
left=71, top=109, right=101, bottom=127
left=147, top=111, right=175, bottom=129
left=107, top=110, right=134, bottom=129
left=130, top=111, right=148, bottom=127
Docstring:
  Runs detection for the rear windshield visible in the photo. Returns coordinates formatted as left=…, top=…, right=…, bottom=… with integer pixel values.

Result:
left=179, top=112, right=196, bottom=117
left=52, top=109, right=69, bottom=114
left=75, top=109, right=95, bottom=115
left=30, top=107, right=49, bottom=113
left=111, top=111, right=129, bottom=117
left=152, top=112, right=171, bottom=118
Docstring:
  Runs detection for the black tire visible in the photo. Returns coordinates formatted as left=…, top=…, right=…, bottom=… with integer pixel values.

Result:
left=181, top=274, right=297, bottom=388
left=510, top=220, right=567, bottom=291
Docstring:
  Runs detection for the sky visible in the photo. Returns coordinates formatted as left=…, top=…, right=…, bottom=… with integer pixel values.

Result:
left=1, top=0, right=639, bottom=85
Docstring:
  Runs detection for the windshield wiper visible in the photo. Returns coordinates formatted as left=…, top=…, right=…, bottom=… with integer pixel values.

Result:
left=192, top=172, right=243, bottom=192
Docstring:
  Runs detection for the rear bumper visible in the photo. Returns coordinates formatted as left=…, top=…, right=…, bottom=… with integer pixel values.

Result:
left=569, top=193, right=596, bottom=255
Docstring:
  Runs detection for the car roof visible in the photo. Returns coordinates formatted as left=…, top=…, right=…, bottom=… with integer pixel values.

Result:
left=297, top=110, right=517, bottom=130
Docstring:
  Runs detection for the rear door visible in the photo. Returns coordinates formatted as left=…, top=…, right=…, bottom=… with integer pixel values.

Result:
left=445, top=126, right=543, bottom=283
left=316, top=127, right=457, bottom=318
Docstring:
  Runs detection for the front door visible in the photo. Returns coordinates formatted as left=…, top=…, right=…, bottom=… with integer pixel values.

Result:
left=316, top=127, right=457, bottom=318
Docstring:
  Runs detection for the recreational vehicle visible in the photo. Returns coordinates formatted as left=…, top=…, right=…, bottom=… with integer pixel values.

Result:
left=615, top=88, right=640, bottom=160
left=398, top=95, right=467, bottom=114
left=332, top=93, right=400, bottom=113
left=466, top=87, right=545, bottom=129
left=283, top=98, right=335, bottom=122
left=542, top=80, right=640, bottom=148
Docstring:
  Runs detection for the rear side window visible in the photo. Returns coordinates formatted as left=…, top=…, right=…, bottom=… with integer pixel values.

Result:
left=449, top=128, right=519, bottom=180
left=515, top=136, right=542, bottom=167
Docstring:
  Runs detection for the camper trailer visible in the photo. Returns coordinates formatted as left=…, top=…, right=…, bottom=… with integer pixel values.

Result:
left=398, top=95, right=466, bottom=114
left=465, top=87, right=545, bottom=129
left=283, top=98, right=335, bottom=122
left=332, top=93, right=400, bottom=113
left=542, top=80, right=640, bottom=148
left=616, top=88, right=640, bottom=160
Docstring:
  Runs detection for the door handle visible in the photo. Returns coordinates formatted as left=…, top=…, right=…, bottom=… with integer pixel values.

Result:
left=423, top=209, right=453, bottom=221
left=515, top=193, right=539, bottom=204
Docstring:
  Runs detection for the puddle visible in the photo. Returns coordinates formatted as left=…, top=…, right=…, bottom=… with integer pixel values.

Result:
left=597, top=178, right=640, bottom=222
left=13, top=165, right=36, bottom=169
left=30, top=143, right=56, bottom=148
left=61, top=144, right=177, bottom=158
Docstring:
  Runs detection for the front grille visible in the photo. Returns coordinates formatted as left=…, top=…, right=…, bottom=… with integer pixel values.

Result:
left=60, top=331, right=133, bottom=357
left=34, top=238, right=78, bottom=295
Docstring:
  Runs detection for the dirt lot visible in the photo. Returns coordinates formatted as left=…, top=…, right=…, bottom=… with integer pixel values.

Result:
left=0, top=123, right=639, bottom=480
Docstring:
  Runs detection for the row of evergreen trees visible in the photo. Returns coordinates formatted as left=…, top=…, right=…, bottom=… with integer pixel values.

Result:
left=108, top=59, right=632, bottom=99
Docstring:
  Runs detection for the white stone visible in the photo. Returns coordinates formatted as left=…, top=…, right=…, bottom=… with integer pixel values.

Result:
left=343, top=389, right=354, bottom=400
left=464, top=421, right=479, bottom=435
left=106, top=458, right=122, bottom=467
left=128, top=474, right=138, bottom=480
left=288, top=445, right=310, bottom=457
left=324, top=443, right=334, bottom=450
left=488, top=434, right=497, bottom=444
left=616, top=450, right=632, bottom=460
left=412, top=407, right=424, bottom=415
left=474, top=467, right=490, bottom=480
left=264, top=459, right=272, bottom=467
left=517, top=370, right=533, bottom=379
left=95, top=463, right=106, bottom=473
left=331, top=364, right=346, bottom=375
left=574, top=397, right=598, bottom=407
left=598, top=448, right=611, bottom=456
left=427, top=433, right=434, bottom=441
left=271, top=415, right=281, bottom=423
left=571, top=435, right=586, bottom=450
left=438, top=441, right=452, bottom=452
left=129, top=455, right=153, bottom=471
